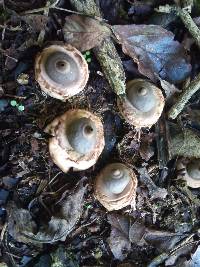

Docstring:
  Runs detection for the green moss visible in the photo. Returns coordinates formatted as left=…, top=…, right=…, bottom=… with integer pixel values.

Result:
left=169, top=126, right=200, bottom=158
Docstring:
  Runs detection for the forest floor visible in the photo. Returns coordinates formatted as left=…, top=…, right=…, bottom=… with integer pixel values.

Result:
left=1, top=0, right=200, bottom=266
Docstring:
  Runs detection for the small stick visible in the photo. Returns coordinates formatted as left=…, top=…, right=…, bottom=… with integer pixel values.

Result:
left=168, top=72, right=200, bottom=119
left=22, top=4, right=89, bottom=16
left=156, top=4, right=200, bottom=118
left=155, top=5, right=200, bottom=49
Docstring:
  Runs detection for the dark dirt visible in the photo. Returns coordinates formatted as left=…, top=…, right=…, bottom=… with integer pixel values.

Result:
left=1, top=0, right=200, bottom=267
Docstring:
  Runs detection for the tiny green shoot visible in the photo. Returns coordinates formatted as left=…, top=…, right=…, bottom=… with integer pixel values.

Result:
left=83, top=50, right=92, bottom=63
left=10, top=100, right=17, bottom=107
left=18, top=105, right=25, bottom=112
left=10, top=100, right=25, bottom=112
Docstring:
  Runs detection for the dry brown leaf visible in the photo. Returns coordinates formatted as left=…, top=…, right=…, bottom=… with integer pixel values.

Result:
left=107, top=214, right=131, bottom=261
left=158, top=77, right=181, bottom=100
left=139, top=133, right=155, bottom=162
left=21, top=15, right=48, bottom=32
left=112, top=24, right=191, bottom=83
left=63, top=15, right=111, bottom=51
left=137, top=167, right=168, bottom=200
left=7, top=182, right=87, bottom=244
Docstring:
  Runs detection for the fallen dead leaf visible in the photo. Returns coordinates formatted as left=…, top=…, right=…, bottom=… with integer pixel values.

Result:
left=21, top=15, right=49, bottom=32
left=7, top=181, right=87, bottom=244
left=63, top=15, right=111, bottom=51
left=29, top=182, right=87, bottom=243
left=184, top=245, right=200, bottom=267
left=107, top=213, right=183, bottom=262
left=139, top=133, right=155, bottom=161
left=7, top=203, right=37, bottom=244
left=112, top=24, right=191, bottom=83
left=137, top=167, right=168, bottom=200
left=107, top=214, right=131, bottom=261
left=129, top=220, right=146, bottom=245
left=158, top=77, right=181, bottom=100
left=165, top=242, right=195, bottom=266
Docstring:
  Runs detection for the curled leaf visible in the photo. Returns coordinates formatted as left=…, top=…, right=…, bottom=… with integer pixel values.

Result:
left=7, top=183, right=87, bottom=244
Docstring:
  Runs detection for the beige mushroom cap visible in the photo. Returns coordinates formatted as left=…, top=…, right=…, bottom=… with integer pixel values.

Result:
left=45, top=109, right=105, bottom=173
left=118, top=79, right=165, bottom=128
left=35, top=44, right=89, bottom=101
left=94, top=163, right=138, bottom=211
left=177, top=158, right=200, bottom=188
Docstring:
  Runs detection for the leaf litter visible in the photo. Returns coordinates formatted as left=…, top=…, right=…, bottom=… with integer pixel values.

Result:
left=1, top=0, right=200, bottom=266
left=112, top=24, right=191, bottom=83
left=7, top=180, right=87, bottom=244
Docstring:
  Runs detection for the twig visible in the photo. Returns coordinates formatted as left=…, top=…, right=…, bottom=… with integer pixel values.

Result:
left=69, top=0, right=126, bottom=96
left=22, top=4, right=86, bottom=16
left=0, top=24, right=22, bottom=31
left=156, top=4, right=200, bottom=118
left=168, top=72, right=200, bottom=119
left=147, top=234, right=195, bottom=267
left=182, top=0, right=194, bottom=12
left=2, top=94, right=26, bottom=99
left=0, top=48, right=18, bottom=62
left=155, top=5, right=200, bottom=49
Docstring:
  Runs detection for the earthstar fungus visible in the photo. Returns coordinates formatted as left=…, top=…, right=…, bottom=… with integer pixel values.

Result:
left=94, top=163, right=137, bottom=211
left=177, top=158, right=200, bottom=188
left=35, top=43, right=89, bottom=100
left=118, top=79, right=165, bottom=128
left=45, top=109, right=105, bottom=172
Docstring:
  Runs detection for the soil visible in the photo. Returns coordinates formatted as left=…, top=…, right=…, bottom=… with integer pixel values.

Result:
left=1, top=1, right=200, bottom=267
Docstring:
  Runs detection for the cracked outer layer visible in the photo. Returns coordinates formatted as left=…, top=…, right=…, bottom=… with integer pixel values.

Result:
left=117, top=79, right=165, bottom=128
left=45, top=109, right=105, bottom=172
left=94, top=163, right=138, bottom=211
left=35, top=43, right=89, bottom=101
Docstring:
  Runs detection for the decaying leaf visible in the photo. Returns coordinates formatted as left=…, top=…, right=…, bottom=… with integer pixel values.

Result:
left=63, top=15, right=111, bottom=51
left=144, top=230, right=183, bottom=253
left=184, top=245, right=200, bottom=267
left=112, top=24, right=191, bottom=83
left=128, top=220, right=146, bottom=245
left=137, top=167, right=168, bottom=200
left=165, top=242, right=195, bottom=266
left=139, top=133, right=155, bottom=161
left=107, top=213, right=183, bottom=261
left=51, top=246, right=79, bottom=267
left=7, top=204, right=37, bottom=244
left=129, top=220, right=183, bottom=252
left=107, top=214, right=131, bottom=261
left=28, top=183, right=87, bottom=243
left=21, top=15, right=49, bottom=32
left=7, top=182, right=87, bottom=244
left=158, top=77, right=181, bottom=100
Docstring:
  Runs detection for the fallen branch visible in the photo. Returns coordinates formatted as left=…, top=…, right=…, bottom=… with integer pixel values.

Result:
left=156, top=4, right=200, bottom=118
left=168, top=72, right=200, bottom=119
left=155, top=4, right=200, bottom=49
left=69, top=0, right=126, bottom=96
